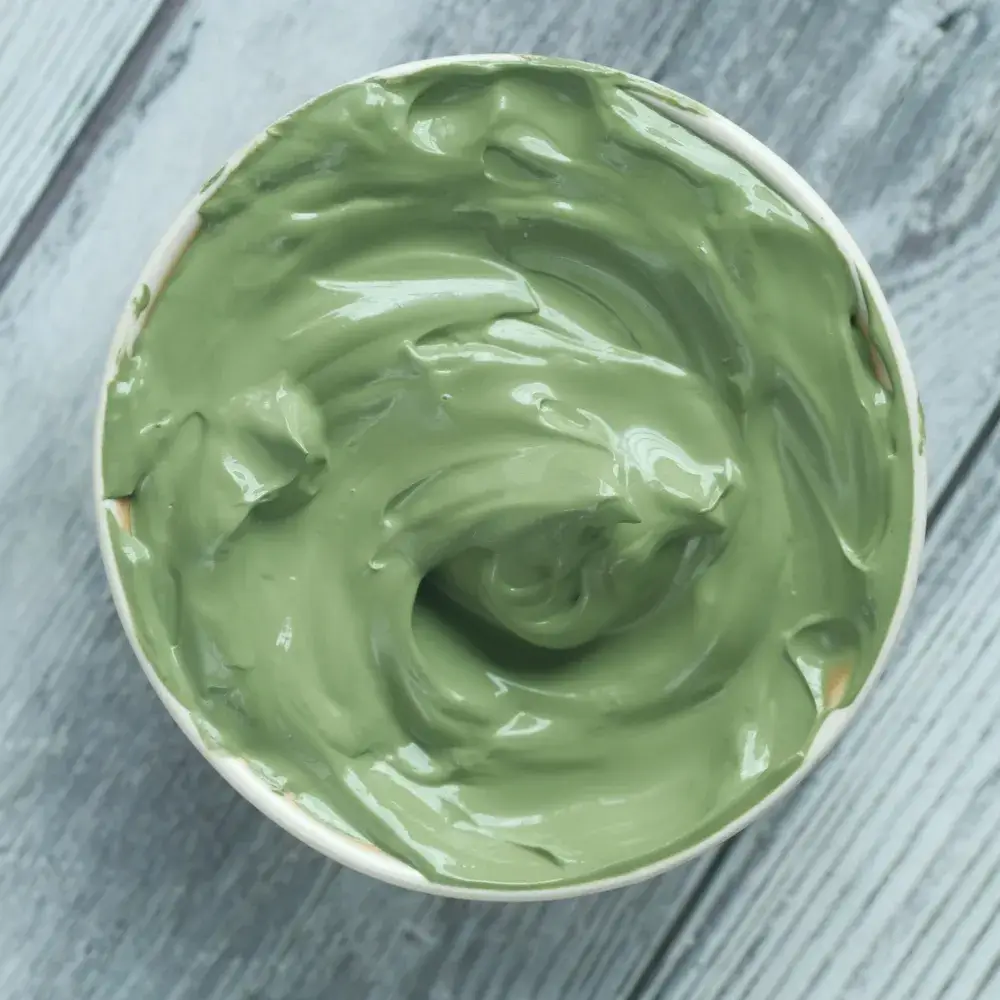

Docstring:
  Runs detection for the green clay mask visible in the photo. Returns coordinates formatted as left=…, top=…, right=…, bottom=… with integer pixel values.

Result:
left=102, top=57, right=914, bottom=890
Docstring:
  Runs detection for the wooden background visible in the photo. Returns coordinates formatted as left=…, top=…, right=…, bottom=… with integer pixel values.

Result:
left=3, top=0, right=1000, bottom=996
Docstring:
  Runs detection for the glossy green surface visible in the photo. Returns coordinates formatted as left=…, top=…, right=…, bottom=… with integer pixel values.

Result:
left=102, top=57, right=913, bottom=889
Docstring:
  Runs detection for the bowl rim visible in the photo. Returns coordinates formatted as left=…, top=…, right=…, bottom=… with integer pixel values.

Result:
left=93, top=52, right=928, bottom=902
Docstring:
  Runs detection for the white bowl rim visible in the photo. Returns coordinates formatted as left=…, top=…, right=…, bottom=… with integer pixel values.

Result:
left=93, top=52, right=928, bottom=902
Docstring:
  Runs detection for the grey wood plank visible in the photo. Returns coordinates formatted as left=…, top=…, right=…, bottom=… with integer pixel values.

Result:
left=0, top=0, right=163, bottom=261
left=1, top=0, right=998, bottom=998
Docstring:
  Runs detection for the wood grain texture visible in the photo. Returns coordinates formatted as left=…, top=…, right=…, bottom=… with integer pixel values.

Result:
left=1, top=0, right=1000, bottom=997
left=0, top=0, right=163, bottom=261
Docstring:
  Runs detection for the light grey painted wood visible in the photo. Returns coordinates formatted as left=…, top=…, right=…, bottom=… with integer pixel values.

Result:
left=1, top=0, right=999, bottom=998
left=0, top=0, right=163, bottom=260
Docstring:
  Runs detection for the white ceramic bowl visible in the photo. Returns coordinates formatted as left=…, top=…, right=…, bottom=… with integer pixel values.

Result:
left=94, top=54, right=928, bottom=902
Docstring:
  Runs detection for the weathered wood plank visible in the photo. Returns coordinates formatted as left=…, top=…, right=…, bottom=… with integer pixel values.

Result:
left=0, top=0, right=163, bottom=261
left=1, top=0, right=999, bottom=998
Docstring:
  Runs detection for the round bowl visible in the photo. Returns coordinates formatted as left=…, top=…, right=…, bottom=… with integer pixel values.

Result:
left=94, top=53, right=928, bottom=902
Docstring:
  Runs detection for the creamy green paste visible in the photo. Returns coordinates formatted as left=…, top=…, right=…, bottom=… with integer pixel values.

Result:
left=102, top=57, right=914, bottom=889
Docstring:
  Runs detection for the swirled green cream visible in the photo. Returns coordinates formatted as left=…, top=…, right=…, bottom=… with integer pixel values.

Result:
left=102, top=57, right=914, bottom=890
